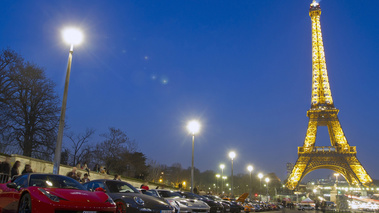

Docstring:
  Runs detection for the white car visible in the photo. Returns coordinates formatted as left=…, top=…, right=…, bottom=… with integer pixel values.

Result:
left=298, top=204, right=315, bottom=211
left=148, top=189, right=210, bottom=213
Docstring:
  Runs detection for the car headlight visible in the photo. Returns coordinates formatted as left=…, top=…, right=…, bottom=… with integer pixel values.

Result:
left=105, top=194, right=115, bottom=205
left=134, top=196, right=145, bottom=206
left=38, top=188, right=60, bottom=202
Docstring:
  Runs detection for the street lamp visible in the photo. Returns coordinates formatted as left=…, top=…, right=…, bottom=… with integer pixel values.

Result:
left=216, top=174, right=221, bottom=194
left=247, top=165, right=253, bottom=200
left=220, top=164, right=225, bottom=194
left=187, top=120, right=201, bottom=193
left=258, top=173, right=263, bottom=203
left=229, top=151, right=236, bottom=197
left=334, top=173, right=340, bottom=183
left=53, top=27, right=83, bottom=175
left=265, top=177, right=270, bottom=202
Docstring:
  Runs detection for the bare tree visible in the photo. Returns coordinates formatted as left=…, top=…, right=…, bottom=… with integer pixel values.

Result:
left=93, top=127, right=143, bottom=176
left=0, top=48, right=23, bottom=150
left=0, top=52, right=60, bottom=158
left=65, top=128, right=95, bottom=166
left=146, top=159, right=164, bottom=182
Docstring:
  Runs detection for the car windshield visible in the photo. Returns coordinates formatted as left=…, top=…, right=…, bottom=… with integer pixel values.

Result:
left=184, top=192, right=206, bottom=200
left=29, top=174, right=85, bottom=190
left=206, top=195, right=222, bottom=201
left=105, top=181, right=139, bottom=193
left=158, top=190, right=182, bottom=198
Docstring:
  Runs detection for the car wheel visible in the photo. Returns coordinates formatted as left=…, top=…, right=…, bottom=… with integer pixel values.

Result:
left=302, top=208, right=305, bottom=211
left=18, top=193, right=32, bottom=213
left=116, top=200, right=127, bottom=213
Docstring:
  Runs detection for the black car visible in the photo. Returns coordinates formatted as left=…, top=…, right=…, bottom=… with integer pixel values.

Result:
left=203, top=195, right=233, bottom=213
left=176, top=191, right=224, bottom=213
left=83, top=179, right=174, bottom=213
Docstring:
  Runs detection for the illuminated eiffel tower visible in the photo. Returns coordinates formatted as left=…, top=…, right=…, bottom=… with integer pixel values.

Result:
left=285, top=1, right=372, bottom=190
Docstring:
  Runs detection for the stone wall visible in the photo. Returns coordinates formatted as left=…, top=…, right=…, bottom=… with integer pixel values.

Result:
left=1, top=154, right=174, bottom=190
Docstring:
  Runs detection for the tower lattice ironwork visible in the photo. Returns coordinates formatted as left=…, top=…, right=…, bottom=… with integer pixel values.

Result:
left=285, top=1, right=372, bottom=190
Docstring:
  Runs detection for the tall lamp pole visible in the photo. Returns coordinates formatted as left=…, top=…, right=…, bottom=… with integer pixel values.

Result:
left=53, top=27, right=83, bottom=175
left=216, top=174, right=220, bottom=194
left=258, top=173, right=263, bottom=203
left=247, top=165, right=253, bottom=200
left=229, top=151, right=236, bottom=197
left=220, top=164, right=225, bottom=194
left=187, top=120, right=200, bottom=193
left=265, top=177, right=270, bottom=202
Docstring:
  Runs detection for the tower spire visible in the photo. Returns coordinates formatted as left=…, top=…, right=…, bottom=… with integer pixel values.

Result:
left=309, top=0, right=334, bottom=108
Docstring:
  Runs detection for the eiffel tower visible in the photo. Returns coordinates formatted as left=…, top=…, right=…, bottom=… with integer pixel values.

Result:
left=285, top=1, right=372, bottom=190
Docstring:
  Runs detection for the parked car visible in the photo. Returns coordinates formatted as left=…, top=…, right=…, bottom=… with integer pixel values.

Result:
left=0, top=173, right=116, bottom=213
left=298, top=204, right=315, bottom=211
left=203, top=195, right=231, bottom=213
left=204, top=195, right=243, bottom=213
left=83, top=179, right=174, bottom=213
left=148, top=189, right=210, bottom=213
left=176, top=191, right=224, bottom=213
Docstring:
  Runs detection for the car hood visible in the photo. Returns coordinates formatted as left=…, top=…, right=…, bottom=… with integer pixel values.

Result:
left=173, top=198, right=210, bottom=208
left=109, top=192, right=171, bottom=208
left=44, top=188, right=108, bottom=203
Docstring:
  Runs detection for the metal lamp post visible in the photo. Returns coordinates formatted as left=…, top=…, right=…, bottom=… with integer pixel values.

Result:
left=220, top=164, right=225, bottom=194
left=265, top=177, right=270, bottom=202
left=53, top=27, right=83, bottom=175
left=216, top=174, right=220, bottom=194
left=247, top=165, right=253, bottom=200
left=229, top=151, right=236, bottom=197
left=258, top=173, right=263, bottom=203
left=187, top=120, right=200, bottom=193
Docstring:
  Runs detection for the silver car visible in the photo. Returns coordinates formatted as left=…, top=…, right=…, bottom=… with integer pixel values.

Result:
left=148, top=189, right=210, bottom=213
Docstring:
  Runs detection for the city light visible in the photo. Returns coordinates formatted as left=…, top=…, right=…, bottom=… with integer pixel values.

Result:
left=187, top=120, right=201, bottom=135
left=62, top=27, right=83, bottom=45
left=228, top=151, right=236, bottom=160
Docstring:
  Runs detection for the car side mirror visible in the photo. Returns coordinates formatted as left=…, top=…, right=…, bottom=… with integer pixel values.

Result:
left=7, top=182, right=17, bottom=189
left=95, top=187, right=106, bottom=192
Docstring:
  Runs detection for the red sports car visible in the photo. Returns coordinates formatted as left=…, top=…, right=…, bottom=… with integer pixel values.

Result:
left=0, top=173, right=116, bottom=213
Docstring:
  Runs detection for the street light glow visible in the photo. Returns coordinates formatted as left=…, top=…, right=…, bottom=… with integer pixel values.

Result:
left=187, top=120, right=201, bottom=135
left=62, top=27, right=83, bottom=45
left=216, top=174, right=221, bottom=178
left=247, top=165, right=253, bottom=172
left=265, top=177, right=270, bottom=183
left=258, top=173, right=263, bottom=179
left=220, top=164, right=225, bottom=170
left=229, top=151, right=236, bottom=160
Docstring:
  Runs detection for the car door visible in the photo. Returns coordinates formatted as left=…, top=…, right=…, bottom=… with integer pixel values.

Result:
left=1, top=175, right=28, bottom=212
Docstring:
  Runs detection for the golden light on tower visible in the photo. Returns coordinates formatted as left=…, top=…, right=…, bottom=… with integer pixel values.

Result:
left=285, top=0, right=372, bottom=190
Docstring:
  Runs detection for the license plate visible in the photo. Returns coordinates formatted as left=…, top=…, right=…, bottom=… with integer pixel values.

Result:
left=240, top=210, right=244, bottom=212
left=217, top=211, right=221, bottom=213
left=161, top=211, right=172, bottom=213
left=83, top=212, right=96, bottom=213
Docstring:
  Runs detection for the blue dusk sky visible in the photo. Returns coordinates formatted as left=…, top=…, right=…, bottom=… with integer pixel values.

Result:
left=1, top=0, right=378, bottom=181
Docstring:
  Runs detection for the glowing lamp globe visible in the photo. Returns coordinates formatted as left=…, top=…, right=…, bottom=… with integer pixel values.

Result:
left=187, top=120, right=200, bottom=134
left=220, top=164, right=225, bottom=170
left=229, top=151, right=236, bottom=160
left=247, top=165, right=253, bottom=172
left=258, top=173, right=263, bottom=179
left=62, top=28, right=83, bottom=45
